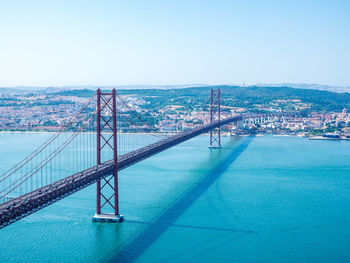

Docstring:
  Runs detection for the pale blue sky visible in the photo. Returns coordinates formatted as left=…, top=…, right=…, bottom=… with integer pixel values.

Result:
left=0, top=0, right=349, bottom=87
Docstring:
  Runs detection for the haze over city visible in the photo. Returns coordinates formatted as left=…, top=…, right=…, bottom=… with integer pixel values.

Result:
left=0, top=0, right=349, bottom=87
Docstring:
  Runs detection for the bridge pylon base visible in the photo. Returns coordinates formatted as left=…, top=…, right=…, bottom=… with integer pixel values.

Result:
left=209, top=145, right=222, bottom=149
left=92, top=213, right=124, bottom=223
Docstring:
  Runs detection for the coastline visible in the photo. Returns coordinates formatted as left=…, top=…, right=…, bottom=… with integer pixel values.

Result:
left=2, top=131, right=343, bottom=140
left=0, top=130, right=305, bottom=137
left=0, top=130, right=185, bottom=136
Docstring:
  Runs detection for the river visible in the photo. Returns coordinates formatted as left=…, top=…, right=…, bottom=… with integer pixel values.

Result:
left=1, top=133, right=350, bottom=262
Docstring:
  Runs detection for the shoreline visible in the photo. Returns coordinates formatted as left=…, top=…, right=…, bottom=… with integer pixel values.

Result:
left=1, top=130, right=341, bottom=140
left=0, top=130, right=186, bottom=136
left=0, top=130, right=311, bottom=138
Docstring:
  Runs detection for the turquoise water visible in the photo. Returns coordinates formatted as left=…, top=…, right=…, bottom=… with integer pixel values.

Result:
left=1, top=133, right=350, bottom=262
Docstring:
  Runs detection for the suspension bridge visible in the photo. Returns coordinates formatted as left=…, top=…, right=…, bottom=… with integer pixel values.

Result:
left=0, top=88, right=288, bottom=229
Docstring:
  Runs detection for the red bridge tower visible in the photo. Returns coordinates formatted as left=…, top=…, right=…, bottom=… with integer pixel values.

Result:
left=92, top=89, right=123, bottom=222
left=209, top=88, right=221, bottom=148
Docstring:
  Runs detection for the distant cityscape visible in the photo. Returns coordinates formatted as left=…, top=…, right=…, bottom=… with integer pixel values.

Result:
left=1, top=86, right=350, bottom=139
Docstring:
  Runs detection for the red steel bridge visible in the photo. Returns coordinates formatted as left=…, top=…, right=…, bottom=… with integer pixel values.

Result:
left=0, top=89, right=291, bottom=229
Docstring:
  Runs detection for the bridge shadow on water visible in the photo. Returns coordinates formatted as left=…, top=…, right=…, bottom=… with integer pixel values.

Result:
left=111, top=136, right=255, bottom=263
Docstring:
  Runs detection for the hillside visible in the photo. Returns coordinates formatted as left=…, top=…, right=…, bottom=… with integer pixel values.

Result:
left=52, top=85, right=350, bottom=113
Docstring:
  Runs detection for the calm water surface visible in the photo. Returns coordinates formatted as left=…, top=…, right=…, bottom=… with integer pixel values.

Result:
left=1, top=133, right=350, bottom=262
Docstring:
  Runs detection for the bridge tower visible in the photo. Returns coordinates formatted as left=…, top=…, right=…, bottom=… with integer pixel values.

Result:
left=92, top=88, right=124, bottom=222
left=209, top=88, right=221, bottom=148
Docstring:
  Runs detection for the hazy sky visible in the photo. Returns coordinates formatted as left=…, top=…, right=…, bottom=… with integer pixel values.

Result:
left=0, top=0, right=349, bottom=87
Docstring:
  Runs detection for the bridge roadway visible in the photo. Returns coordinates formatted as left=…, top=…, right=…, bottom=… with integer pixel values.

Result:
left=0, top=115, right=242, bottom=229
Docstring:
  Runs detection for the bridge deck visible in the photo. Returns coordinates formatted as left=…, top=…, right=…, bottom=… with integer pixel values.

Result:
left=0, top=115, right=241, bottom=229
